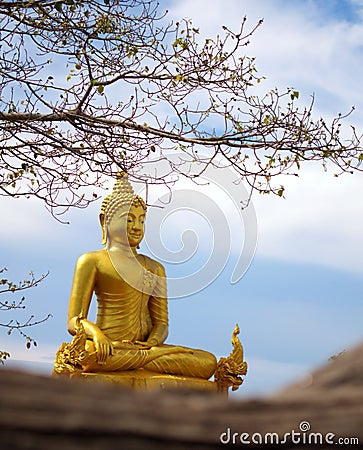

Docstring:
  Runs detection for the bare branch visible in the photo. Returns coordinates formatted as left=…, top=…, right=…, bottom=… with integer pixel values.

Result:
left=0, top=0, right=361, bottom=214
left=0, top=268, right=51, bottom=353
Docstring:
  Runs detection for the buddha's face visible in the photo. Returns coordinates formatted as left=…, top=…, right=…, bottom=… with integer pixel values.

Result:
left=107, top=204, right=146, bottom=248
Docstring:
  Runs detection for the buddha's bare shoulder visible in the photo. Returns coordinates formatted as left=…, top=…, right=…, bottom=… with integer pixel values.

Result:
left=75, top=249, right=109, bottom=267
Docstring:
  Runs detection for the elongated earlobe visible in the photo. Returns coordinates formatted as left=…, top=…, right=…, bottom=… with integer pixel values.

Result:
left=99, top=213, right=107, bottom=245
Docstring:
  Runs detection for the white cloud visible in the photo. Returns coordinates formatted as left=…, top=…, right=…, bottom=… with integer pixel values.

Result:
left=253, top=163, right=363, bottom=274
left=0, top=194, right=101, bottom=253
left=139, top=157, right=363, bottom=276
left=0, top=196, right=54, bottom=240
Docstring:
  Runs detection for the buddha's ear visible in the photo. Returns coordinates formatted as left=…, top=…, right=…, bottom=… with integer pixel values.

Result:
left=99, top=213, right=106, bottom=245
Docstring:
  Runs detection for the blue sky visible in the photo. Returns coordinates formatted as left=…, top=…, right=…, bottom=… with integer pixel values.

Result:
left=1, top=0, right=363, bottom=397
left=300, top=0, right=361, bottom=22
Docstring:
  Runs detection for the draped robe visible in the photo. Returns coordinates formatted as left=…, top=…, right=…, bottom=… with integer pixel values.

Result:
left=67, top=250, right=217, bottom=379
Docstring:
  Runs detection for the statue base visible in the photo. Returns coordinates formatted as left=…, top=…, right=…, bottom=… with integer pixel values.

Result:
left=60, top=368, right=226, bottom=393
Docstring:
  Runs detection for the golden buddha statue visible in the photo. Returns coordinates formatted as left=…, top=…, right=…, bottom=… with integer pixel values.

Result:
left=54, top=173, right=247, bottom=392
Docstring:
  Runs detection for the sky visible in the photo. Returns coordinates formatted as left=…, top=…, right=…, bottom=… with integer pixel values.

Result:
left=1, top=0, right=363, bottom=398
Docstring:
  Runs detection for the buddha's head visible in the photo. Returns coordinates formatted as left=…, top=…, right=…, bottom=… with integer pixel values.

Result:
left=99, top=172, right=147, bottom=248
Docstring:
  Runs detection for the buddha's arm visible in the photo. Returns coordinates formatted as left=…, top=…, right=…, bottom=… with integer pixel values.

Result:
left=146, top=263, right=169, bottom=346
left=67, top=253, right=96, bottom=333
left=67, top=253, right=113, bottom=364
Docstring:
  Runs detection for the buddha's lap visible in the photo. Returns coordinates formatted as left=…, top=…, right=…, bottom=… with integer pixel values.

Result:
left=82, top=340, right=217, bottom=377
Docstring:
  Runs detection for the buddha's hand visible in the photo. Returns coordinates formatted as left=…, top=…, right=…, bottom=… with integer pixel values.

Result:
left=93, top=331, right=114, bottom=365
left=135, top=339, right=158, bottom=349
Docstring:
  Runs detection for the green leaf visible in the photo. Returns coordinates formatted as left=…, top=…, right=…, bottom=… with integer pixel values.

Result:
left=97, top=85, right=104, bottom=94
left=277, top=187, right=285, bottom=197
left=55, top=2, right=62, bottom=12
left=174, top=74, right=184, bottom=82
left=290, top=90, right=299, bottom=101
